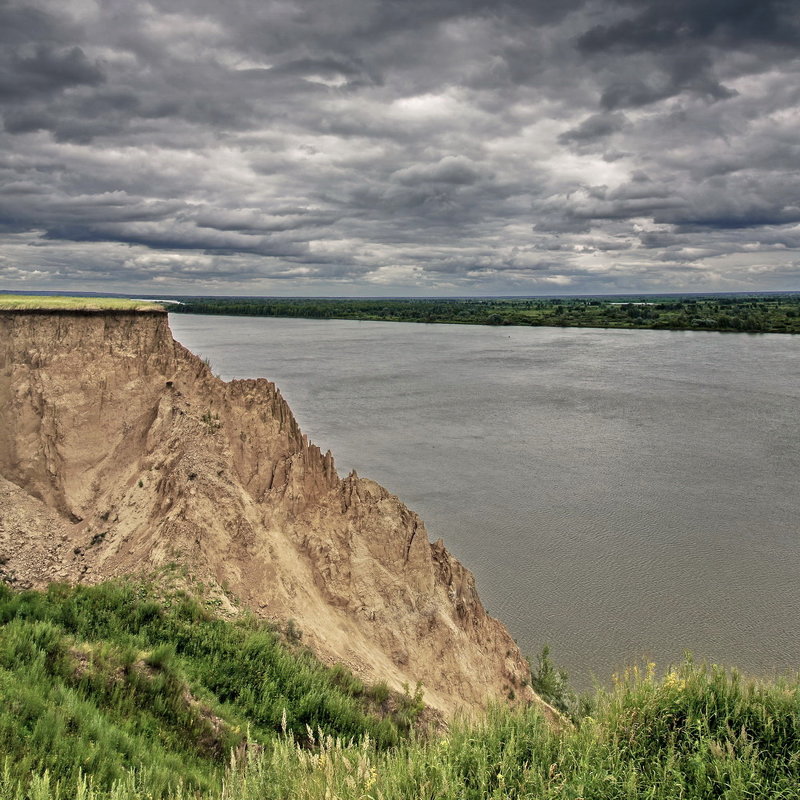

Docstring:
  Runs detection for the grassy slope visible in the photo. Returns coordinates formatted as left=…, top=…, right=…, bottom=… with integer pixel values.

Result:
left=0, top=580, right=415, bottom=798
left=1, top=582, right=799, bottom=799
left=0, top=295, right=164, bottom=312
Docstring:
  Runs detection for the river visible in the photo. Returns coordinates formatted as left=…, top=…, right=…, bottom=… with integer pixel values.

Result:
left=170, top=314, right=800, bottom=689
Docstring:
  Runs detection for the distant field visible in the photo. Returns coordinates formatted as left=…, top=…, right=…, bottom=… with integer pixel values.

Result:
left=0, top=295, right=165, bottom=312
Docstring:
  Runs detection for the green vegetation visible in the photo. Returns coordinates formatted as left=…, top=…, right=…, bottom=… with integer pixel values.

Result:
left=171, top=293, right=800, bottom=333
left=529, top=644, right=579, bottom=717
left=0, top=295, right=164, bottom=312
left=2, top=581, right=799, bottom=799
left=211, top=661, right=800, bottom=800
left=0, top=580, right=415, bottom=798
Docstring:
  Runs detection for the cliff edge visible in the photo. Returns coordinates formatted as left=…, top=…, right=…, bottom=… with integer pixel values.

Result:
left=0, top=309, right=542, bottom=717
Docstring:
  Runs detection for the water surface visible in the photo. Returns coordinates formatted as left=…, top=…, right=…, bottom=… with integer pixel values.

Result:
left=170, top=315, right=800, bottom=689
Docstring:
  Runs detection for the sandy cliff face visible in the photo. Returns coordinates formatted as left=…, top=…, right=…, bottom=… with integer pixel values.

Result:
left=0, top=310, right=541, bottom=716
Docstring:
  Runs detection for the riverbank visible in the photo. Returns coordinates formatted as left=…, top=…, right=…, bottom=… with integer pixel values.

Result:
left=169, top=294, right=800, bottom=334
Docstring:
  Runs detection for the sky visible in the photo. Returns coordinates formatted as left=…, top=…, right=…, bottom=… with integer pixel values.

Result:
left=1, top=0, right=799, bottom=297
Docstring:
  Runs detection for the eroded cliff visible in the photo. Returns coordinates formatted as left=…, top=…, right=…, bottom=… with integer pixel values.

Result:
left=0, top=309, right=543, bottom=717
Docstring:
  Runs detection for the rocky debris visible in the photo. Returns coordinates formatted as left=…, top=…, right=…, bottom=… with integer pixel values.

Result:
left=0, top=310, right=542, bottom=717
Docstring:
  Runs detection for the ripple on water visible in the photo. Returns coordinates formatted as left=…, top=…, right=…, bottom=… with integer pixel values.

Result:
left=170, top=315, right=800, bottom=690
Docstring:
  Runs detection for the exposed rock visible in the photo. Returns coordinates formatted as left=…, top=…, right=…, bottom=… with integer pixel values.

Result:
left=0, top=309, right=546, bottom=717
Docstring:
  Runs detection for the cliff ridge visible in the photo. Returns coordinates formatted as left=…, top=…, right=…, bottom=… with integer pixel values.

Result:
left=0, top=309, right=541, bottom=716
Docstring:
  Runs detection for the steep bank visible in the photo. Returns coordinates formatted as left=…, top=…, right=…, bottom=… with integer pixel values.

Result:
left=0, top=309, right=541, bottom=717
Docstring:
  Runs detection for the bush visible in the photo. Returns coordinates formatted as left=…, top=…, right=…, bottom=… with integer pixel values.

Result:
left=529, top=645, right=576, bottom=716
left=144, top=643, right=175, bottom=671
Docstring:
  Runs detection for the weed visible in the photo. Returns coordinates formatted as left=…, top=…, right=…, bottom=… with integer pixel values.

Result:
left=201, top=411, right=221, bottom=433
left=368, top=681, right=391, bottom=705
left=283, top=618, right=302, bottom=644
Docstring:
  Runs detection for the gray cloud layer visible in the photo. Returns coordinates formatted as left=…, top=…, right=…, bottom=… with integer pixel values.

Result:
left=1, top=0, right=799, bottom=294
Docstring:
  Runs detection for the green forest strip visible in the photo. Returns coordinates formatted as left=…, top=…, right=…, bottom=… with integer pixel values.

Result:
left=170, top=294, right=800, bottom=334
left=2, top=580, right=800, bottom=799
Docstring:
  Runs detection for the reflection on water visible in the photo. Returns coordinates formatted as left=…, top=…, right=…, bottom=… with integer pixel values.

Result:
left=171, top=314, right=800, bottom=689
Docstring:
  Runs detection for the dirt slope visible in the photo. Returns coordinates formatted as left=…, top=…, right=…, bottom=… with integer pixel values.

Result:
left=0, top=309, right=542, bottom=717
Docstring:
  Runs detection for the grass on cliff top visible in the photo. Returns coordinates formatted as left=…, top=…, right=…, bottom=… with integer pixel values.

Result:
left=2, top=580, right=800, bottom=800
left=0, top=295, right=164, bottom=312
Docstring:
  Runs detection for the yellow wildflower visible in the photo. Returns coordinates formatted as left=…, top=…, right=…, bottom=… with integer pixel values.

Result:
left=663, top=671, right=687, bottom=691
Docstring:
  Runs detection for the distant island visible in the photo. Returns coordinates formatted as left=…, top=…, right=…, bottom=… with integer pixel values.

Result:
left=170, top=293, right=800, bottom=334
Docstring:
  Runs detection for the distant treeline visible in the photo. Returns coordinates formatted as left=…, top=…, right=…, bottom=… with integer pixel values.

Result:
left=170, top=294, right=800, bottom=333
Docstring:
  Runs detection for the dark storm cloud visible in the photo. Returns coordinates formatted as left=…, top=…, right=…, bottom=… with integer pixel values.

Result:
left=577, top=0, right=800, bottom=53
left=0, top=45, right=105, bottom=101
left=575, top=0, right=799, bottom=111
left=0, top=0, right=798, bottom=294
left=0, top=2, right=68, bottom=46
left=558, top=112, right=627, bottom=144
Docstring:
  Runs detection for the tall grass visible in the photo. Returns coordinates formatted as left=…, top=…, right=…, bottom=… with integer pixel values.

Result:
left=1, top=581, right=799, bottom=799
left=224, top=665, right=800, bottom=800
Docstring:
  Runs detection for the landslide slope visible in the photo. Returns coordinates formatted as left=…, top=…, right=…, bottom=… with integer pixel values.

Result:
left=0, top=309, right=537, bottom=716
